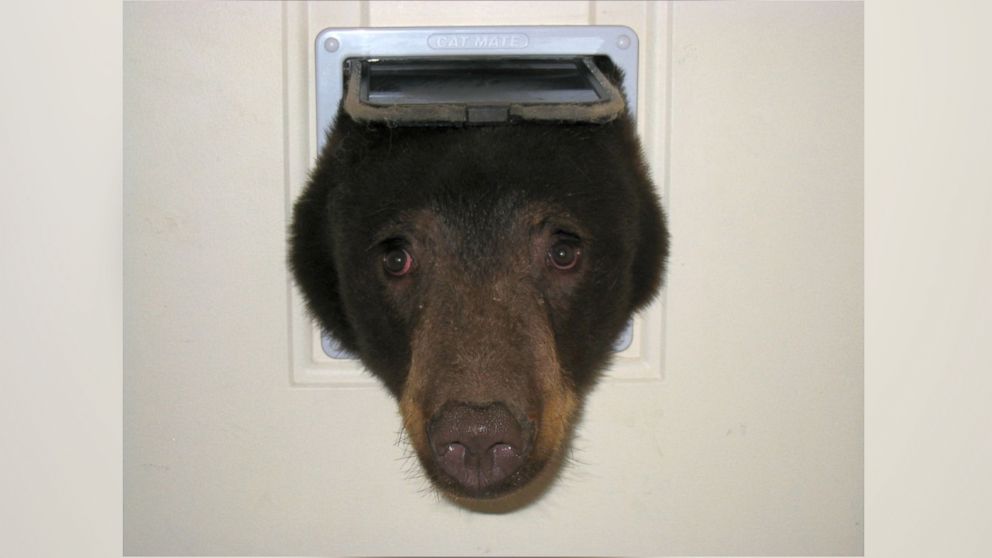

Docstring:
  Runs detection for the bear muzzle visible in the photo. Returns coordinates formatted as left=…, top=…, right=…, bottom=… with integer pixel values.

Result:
left=427, top=402, right=534, bottom=496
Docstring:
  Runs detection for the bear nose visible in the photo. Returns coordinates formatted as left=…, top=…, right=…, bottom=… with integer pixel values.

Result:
left=428, top=403, right=529, bottom=495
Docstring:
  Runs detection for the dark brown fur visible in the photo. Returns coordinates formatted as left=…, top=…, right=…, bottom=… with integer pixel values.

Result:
left=289, top=58, right=668, bottom=503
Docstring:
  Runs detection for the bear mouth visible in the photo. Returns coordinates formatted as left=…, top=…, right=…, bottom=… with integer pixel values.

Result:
left=430, top=459, right=547, bottom=501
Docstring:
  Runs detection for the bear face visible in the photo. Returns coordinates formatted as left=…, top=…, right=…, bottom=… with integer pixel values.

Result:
left=290, top=67, right=668, bottom=502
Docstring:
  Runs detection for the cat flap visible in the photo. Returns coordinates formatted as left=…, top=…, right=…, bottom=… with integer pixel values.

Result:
left=341, top=56, right=626, bottom=126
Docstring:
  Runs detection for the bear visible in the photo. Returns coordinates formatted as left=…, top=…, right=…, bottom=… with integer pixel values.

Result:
left=289, top=57, right=668, bottom=505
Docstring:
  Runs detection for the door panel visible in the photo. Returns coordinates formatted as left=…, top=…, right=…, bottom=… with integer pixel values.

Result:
left=124, top=2, right=862, bottom=555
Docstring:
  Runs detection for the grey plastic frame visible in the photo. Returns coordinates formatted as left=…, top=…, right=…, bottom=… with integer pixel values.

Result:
left=295, top=25, right=658, bottom=384
left=314, top=26, right=640, bottom=150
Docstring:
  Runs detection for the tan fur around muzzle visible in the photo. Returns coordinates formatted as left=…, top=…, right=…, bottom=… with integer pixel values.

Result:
left=398, top=296, right=579, bottom=487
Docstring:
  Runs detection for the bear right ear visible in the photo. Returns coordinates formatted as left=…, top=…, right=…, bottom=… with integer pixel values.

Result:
left=288, top=137, right=358, bottom=353
left=628, top=183, right=669, bottom=313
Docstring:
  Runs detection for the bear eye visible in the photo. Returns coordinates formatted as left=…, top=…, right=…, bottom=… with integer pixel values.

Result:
left=383, top=248, right=413, bottom=276
left=548, top=241, right=581, bottom=270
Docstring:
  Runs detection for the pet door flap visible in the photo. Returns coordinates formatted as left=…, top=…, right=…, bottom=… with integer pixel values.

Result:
left=342, top=56, right=626, bottom=126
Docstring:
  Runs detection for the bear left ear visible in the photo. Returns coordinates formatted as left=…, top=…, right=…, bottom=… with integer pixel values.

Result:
left=628, top=184, right=669, bottom=313
left=288, top=160, right=358, bottom=353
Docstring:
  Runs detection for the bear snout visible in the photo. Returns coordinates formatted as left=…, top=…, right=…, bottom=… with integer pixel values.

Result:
left=427, top=402, right=533, bottom=497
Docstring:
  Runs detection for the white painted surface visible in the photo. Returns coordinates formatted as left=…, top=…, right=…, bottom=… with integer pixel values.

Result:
left=124, top=2, right=862, bottom=555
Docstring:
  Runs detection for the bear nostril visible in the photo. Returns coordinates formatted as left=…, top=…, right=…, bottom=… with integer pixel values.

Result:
left=439, top=442, right=469, bottom=478
left=488, top=443, right=522, bottom=478
left=428, top=403, right=529, bottom=494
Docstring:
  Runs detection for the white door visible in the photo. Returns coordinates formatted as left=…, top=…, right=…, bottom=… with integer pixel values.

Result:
left=124, top=2, right=862, bottom=555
